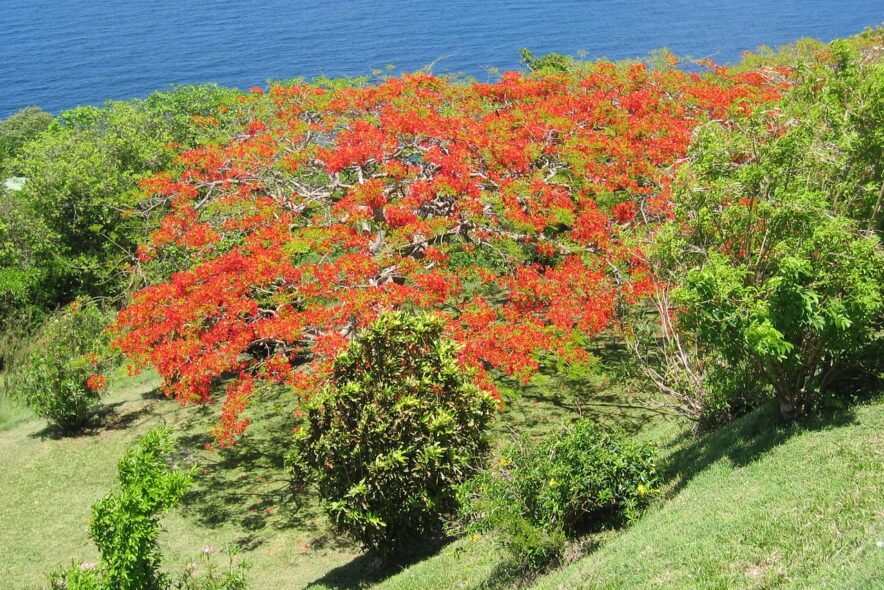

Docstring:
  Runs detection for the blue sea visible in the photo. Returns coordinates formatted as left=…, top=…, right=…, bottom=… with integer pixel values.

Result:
left=0, top=1, right=881, bottom=118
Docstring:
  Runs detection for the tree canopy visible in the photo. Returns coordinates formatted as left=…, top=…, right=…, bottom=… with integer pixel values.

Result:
left=111, top=62, right=785, bottom=444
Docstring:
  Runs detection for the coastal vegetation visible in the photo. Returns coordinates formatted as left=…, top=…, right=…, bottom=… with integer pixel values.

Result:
left=0, top=29, right=881, bottom=589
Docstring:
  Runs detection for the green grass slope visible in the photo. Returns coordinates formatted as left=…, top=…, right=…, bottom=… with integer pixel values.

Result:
left=530, top=400, right=884, bottom=590
left=0, top=364, right=624, bottom=589
left=372, top=400, right=884, bottom=590
left=2, top=366, right=880, bottom=589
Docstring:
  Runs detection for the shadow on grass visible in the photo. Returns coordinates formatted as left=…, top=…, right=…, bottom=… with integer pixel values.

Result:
left=496, top=354, right=660, bottom=441
left=27, top=399, right=156, bottom=440
left=304, top=552, right=386, bottom=590
left=175, top=389, right=325, bottom=551
left=304, top=537, right=451, bottom=590
left=140, top=386, right=168, bottom=401
left=662, top=402, right=857, bottom=495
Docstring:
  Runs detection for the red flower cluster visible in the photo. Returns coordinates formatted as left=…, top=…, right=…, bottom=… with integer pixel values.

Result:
left=114, top=61, right=784, bottom=445
left=86, top=373, right=107, bottom=393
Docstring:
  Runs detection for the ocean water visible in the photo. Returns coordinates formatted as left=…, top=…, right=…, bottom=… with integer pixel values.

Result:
left=0, top=0, right=881, bottom=118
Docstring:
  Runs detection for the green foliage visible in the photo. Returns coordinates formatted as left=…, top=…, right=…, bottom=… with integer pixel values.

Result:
left=292, top=311, right=496, bottom=557
left=141, top=84, right=243, bottom=147
left=697, top=358, right=760, bottom=430
left=89, top=428, right=193, bottom=590
left=0, top=106, right=52, bottom=169
left=675, top=228, right=881, bottom=415
left=11, top=102, right=174, bottom=304
left=460, top=473, right=567, bottom=572
left=653, top=37, right=884, bottom=418
left=4, top=299, right=114, bottom=431
left=0, top=85, right=243, bottom=317
left=735, top=37, right=828, bottom=71
left=456, top=420, right=659, bottom=570
left=0, top=183, right=56, bottom=311
left=46, top=562, right=101, bottom=590
left=792, top=37, right=883, bottom=230
left=520, top=49, right=574, bottom=73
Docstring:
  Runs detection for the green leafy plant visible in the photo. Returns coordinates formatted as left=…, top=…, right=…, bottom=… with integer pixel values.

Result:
left=0, top=85, right=244, bottom=318
left=520, top=49, right=574, bottom=72
left=5, top=299, right=114, bottom=431
left=291, top=311, right=497, bottom=557
left=676, top=231, right=882, bottom=417
left=45, top=429, right=247, bottom=590
left=0, top=106, right=52, bottom=169
left=88, top=428, right=192, bottom=590
left=0, top=183, right=56, bottom=314
left=623, top=36, right=884, bottom=426
left=456, top=420, right=659, bottom=570
left=45, top=562, right=101, bottom=590
left=172, top=547, right=249, bottom=590
left=651, top=41, right=884, bottom=419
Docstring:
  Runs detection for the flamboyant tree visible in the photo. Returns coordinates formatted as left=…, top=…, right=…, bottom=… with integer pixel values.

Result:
left=113, top=59, right=785, bottom=445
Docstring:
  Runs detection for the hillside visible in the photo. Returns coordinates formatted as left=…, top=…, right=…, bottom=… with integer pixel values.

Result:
left=0, top=365, right=634, bottom=589
left=373, top=398, right=884, bottom=590
left=2, top=371, right=880, bottom=589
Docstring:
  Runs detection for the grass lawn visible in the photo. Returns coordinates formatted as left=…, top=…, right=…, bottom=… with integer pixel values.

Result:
left=0, top=393, right=31, bottom=432
left=371, top=398, right=884, bottom=590
left=0, top=370, right=364, bottom=589
left=0, top=359, right=628, bottom=589
left=2, top=361, right=879, bottom=590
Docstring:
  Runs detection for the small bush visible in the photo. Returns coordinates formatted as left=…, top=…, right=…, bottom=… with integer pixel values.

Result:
left=172, top=547, right=249, bottom=590
left=456, top=420, right=659, bottom=570
left=44, top=429, right=246, bottom=590
left=291, top=311, right=497, bottom=557
left=89, top=428, right=193, bottom=590
left=45, top=562, right=101, bottom=590
left=6, top=299, right=114, bottom=431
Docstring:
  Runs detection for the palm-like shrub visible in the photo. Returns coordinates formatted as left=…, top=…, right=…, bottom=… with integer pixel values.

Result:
left=292, top=311, right=496, bottom=557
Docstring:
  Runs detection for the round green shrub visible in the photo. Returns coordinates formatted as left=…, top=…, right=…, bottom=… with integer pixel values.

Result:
left=292, top=311, right=497, bottom=557
left=456, top=420, right=659, bottom=569
left=7, top=299, right=114, bottom=431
